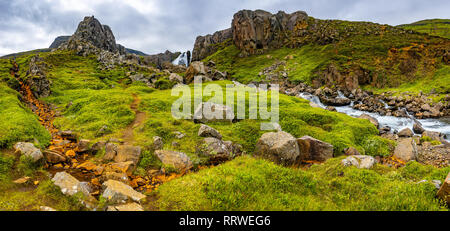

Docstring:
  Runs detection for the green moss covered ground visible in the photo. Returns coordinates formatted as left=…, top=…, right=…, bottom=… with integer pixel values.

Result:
left=155, top=156, right=449, bottom=211
left=397, top=19, right=450, bottom=39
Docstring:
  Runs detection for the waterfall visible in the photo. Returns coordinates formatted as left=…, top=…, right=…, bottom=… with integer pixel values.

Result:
left=172, top=52, right=188, bottom=67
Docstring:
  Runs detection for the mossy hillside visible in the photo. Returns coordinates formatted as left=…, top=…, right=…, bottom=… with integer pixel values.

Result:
left=397, top=19, right=450, bottom=39
left=131, top=81, right=383, bottom=163
left=35, top=51, right=155, bottom=140
left=204, top=44, right=333, bottom=84
left=0, top=83, right=51, bottom=148
left=364, top=65, right=450, bottom=101
left=204, top=19, right=449, bottom=99
left=156, top=155, right=449, bottom=211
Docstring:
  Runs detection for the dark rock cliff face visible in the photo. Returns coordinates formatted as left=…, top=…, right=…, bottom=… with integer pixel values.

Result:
left=49, top=36, right=70, bottom=49
left=231, top=10, right=309, bottom=56
left=192, top=28, right=232, bottom=61
left=59, top=16, right=125, bottom=55
left=144, top=50, right=181, bottom=69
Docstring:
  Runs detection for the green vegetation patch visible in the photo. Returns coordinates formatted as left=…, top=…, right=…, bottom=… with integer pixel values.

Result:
left=0, top=83, right=51, bottom=148
left=156, top=156, right=449, bottom=211
left=398, top=19, right=450, bottom=39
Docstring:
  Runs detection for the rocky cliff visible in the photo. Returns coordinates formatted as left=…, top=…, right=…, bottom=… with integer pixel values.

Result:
left=192, top=28, right=232, bottom=61
left=144, top=50, right=181, bottom=69
left=232, top=10, right=309, bottom=56
left=59, top=16, right=125, bottom=55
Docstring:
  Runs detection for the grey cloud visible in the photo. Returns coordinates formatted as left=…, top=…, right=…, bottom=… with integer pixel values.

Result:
left=0, top=0, right=449, bottom=56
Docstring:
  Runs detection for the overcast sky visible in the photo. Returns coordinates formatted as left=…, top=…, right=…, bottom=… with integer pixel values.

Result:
left=0, top=0, right=449, bottom=56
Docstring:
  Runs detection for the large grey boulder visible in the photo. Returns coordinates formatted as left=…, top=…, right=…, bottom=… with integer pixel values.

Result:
left=198, top=124, right=222, bottom=140
left=102, top=180, right=146, bottom=204
left=52, top=172, right=90, bottom=197
left=169, top=73, right=183, bottom=83
left=154, top=150, right=193, bottom=172
left=398, top=128, right=414, bottom=138
left=341, top=155, right=377, bottom=169
left=193, top=102, right=235, bottom=123
left=14, top=142, right=43, bottom=163
left=254, top=131, right=300, bottom=166
left=413, top=122, right=425, bottom=134
left=297, top=136, right=334, bottom=162
left=394, top=138, right=418, bottom=162
left=113, top=145, right=142, bottom=171
left=196, top=137, right=231, bottom=162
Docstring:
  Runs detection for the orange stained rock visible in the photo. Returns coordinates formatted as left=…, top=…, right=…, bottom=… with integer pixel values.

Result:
left=76, top=161, right=97, bottom=171
left=66, top=150, right=76, bottom=158
left=91, top=178, right=101, bottom=186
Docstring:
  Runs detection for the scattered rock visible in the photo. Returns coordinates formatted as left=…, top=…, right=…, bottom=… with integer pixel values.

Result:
left=344, top=147, right=361, bottom=156
left=52, top=172, right=90, bottom=197
left=43, top=150, right=67, bottom=164
left=173, top=131, right=185, bottom=139
left=109, top=161, right=135, bottom=175
left=153, top=136, right=164, bottom=150
left=398, top=128, right=414, bottom=137
left=413, top=122, right=425, bottom=134
left=422, top=131, right=446, bottom=143
left=103, top=143, right=118, bottom=161
left=114, top=146, right=142, bottom=170
left=193, top=102, right=235, bottom=123
left=40, top=206, right=57, bottom=211
left=358, top=114, right=379, bottom=128
left=155, top=150, right=193, bottom=172
left=297, top=136, right=334, bottom=162
left=196, top=137, right=232, bottom=162
left=100, top=172, right=129, bottom=184
left=185, top=61, right=206, bottom=83
left=326, top=106, right=337, bottom=112
left=60, top=130, right=78, bottom=141
left=341, top=155, right=377, bottom=169
left=91, top=141, right=106, bottom=154
left=169, top=73, right=183, bottom=83
left=102, top=180, right=146, bottom=203
left=254, top=131, right=300, bottom=166
left=106, top=202, right=144, bottom=211
left=77, top=139, right=91, bottom=152
left=13, top=177, right=31, bottom=184
left=198, top=124, right=222, bottom=139
left=394, top=138, right=418, bottom=163
left=13, top=142, right=43, bottom=163
left=437, top=172, right=450, bottom=204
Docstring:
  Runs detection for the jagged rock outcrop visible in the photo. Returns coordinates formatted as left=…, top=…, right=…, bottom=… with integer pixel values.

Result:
left=192, top=28, right=232, bottom=61
left=231, top=10, right=308, bottom=56
left=49, top=36, right=70, bottom=49
left=59, top=16, right=125, bottom=55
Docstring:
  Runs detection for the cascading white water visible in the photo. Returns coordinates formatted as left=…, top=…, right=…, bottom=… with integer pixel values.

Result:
left=298, top=92, right=327, bottom=108
left=172, top=52, right=189, bottom=67
left=298, top=92, right=450, bottom=141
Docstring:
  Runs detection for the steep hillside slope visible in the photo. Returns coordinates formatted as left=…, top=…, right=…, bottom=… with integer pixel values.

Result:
left=198, top=11, right=449, bottom=97
left=398, top=19, right=450, bottom=39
